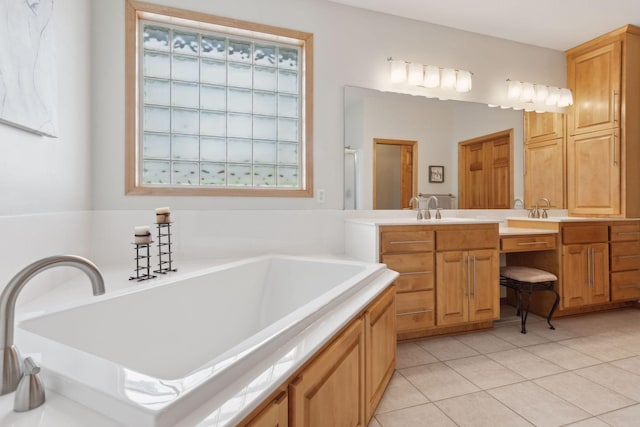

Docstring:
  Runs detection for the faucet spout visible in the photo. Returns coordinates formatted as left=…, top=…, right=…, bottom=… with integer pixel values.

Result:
left=425, top=196, right=439, bottom=219
left=0, top=255, right=105, bottom=395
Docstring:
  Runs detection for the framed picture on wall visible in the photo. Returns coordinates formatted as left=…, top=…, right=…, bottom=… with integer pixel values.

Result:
left=429, top=165, right=444, bottom=183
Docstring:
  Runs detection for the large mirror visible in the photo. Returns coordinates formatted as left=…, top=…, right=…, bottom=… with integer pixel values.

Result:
left=344, top=86, right=525, bottom=210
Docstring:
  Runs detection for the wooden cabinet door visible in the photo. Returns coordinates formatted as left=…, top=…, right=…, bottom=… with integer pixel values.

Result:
left=245, top=391, right=288, bottom=427
left=525, top=111, right=564, bottom=144
left=290, top=318, right=365, bottom=427
left=562, top=244, right=589, bottom=308
left=567, top=129, right=620, bottom=216
left=524, top=138, right=564, bottom=209
left=468, top=249, right=500, bottom=322
left=567, top=41, right=621, bottom=135
left=364, top=286, right=396, bottom=421
left=589, top=243, right=610, bottom=304
left=436, top=251, right=469, bottom=325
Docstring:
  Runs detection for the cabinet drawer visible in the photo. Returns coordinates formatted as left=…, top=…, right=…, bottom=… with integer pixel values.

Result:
left=436, top=228, right=498, bottom=251
left=610, top=242, right=640, bottom=271
left=562, top=225, right=608, bottom=244
left=396, top=290, right=435, bottom=332
left=396, top=290, right=434, bottom=313
left=380, top=230, right=434, bottom=254
left=501, top=234, right=556, bottom=252
left=611, top=270, right=640, bottom=301
left=610, top=223, right=640, bottom=242
left=382, top=253, right=434, bottom=292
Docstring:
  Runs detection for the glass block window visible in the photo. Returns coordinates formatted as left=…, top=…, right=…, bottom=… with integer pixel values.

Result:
left=126, top=2, right=313, bottom=196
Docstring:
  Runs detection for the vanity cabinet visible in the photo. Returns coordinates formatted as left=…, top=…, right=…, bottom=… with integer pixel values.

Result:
left=524, top=112, right=565, bottom=209
left=436, top=228, right=500, bottom=326
left=561, top=225, right=610, bottom=308
left=610, top=222, right=640, bottom=301
left=565, top=25, right=640, bottom=217
left=379, top=227, right=435, bottom=336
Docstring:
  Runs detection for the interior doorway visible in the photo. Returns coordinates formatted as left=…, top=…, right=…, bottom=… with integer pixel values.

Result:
left=373, top=138, right=418, bottom=209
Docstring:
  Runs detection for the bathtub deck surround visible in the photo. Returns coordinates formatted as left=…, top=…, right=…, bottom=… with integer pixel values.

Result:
left=15, top=255, right=396, bottom=427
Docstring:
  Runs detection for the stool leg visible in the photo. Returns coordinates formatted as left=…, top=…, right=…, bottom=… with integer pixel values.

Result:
left=514, top=289, right=521, bottom=316
left=520, top=291, right=533, bottom=334
left=546, top=286, right=560, bottom=330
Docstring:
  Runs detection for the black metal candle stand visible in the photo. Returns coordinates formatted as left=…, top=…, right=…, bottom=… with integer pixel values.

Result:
left=129, top=241, right=157, bottom=281
left=154, top=222, right=177, bottom=274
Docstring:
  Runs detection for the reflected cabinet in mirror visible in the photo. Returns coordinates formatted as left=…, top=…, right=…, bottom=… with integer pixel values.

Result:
left=344, top=86, right=535, bottom=210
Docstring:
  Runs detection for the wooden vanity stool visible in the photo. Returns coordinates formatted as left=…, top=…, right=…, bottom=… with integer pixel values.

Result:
left=499, top=266, right=560, bottom=334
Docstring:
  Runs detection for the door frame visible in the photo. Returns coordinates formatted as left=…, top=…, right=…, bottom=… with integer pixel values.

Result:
left=373, top=138, right=418, bottom=209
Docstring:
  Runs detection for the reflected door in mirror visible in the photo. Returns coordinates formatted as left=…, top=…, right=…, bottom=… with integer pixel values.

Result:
left=373, top=139, right=417, bottom=209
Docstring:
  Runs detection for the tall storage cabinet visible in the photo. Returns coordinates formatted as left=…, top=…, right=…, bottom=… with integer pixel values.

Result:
left=524, top=112, right=565, bottom=209
left=566, top=25, right=640, bottom=217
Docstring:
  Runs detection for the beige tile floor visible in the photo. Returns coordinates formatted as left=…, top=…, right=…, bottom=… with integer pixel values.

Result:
left=371, top=306, right=640, bottom=427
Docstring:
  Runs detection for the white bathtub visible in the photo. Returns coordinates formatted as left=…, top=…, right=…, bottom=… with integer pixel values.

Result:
left=15, top=255, right=395, bottom=427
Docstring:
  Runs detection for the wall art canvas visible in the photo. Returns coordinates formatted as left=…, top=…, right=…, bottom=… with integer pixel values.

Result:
left=0, top=0, right=58, bottom=137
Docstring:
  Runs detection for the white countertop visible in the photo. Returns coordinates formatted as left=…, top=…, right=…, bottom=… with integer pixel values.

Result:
left=345, top=217, right=500, bottom=226
left=507, top=216, right=640, bottom=223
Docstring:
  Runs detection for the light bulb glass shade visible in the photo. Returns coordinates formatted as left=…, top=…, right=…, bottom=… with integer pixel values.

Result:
left=407, top=63, right=424, bottom=85
left=534, top=84, right=549, bottom=103
left=390, top=60, right=407, bottom=83
left=520, top=82, right=535, bottom=102
left=455, top=70, right=472, bottom=93
left=557, top=88, right=574, bottom=107
left=545, top=86, right=560, bottom=106
left=507, top=80, right=522, bottom=100
left=423, top=65, right=440, bottom=88
left=441, top=68, right=457, bottom=90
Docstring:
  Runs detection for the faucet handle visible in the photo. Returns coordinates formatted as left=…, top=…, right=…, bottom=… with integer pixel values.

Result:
left=14, top=357, right=45, bottom=412
left=542, top=209, right=548, bottom=219
left=435, top=208, right=442, bottom=220
left=424, top=209, right=431, bottom=220
left=416, top=209, right=423, bottom=220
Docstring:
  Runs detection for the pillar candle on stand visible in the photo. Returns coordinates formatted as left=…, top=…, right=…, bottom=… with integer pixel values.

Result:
left=134, top=225, right=151, bottom=244
left=156, top=207, right=171, bottom=224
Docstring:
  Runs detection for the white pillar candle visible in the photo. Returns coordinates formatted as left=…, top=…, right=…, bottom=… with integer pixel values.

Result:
left=134, top=225, right=151, bottom=244
left=155, top=206, right=171, bottom=224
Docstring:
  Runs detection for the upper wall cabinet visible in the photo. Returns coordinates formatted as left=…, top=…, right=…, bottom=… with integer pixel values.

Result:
left=565, top=25, right=640, bottom=217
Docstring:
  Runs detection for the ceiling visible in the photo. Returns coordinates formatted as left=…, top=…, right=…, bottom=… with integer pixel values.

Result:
left=327, top=0, right=640, bottom=51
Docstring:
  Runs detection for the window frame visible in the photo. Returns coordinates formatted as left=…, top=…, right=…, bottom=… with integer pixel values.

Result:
left=125, top=0, right=314, bottom=197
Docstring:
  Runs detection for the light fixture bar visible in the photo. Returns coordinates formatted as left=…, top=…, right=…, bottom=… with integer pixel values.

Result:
left=388, top=58, right=473, bottom=93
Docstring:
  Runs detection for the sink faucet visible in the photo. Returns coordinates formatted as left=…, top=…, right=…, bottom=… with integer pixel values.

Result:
left=0, top=255, right=105, bottom=396
left=424, top=196, right=441, bottom=220
left=533, top=198, right=551, bottom=218
left=408, top=196, right=423, bottom=220
left=513, top=198, right=524, bottom=209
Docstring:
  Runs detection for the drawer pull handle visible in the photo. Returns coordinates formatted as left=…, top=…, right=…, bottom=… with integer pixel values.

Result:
left=616, top=254, right=640, bottom=259
left=390, top=240, right=433, bottom=245
left=618, top=284, right=640, bottom=289
left=399, top=271, right=432, bottom=276
left=397, top=309, right=433, bottom=316
left=516, top=241, right=549, bottom=246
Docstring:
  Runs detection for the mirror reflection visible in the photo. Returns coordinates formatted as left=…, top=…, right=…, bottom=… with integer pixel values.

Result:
left=344, top=86, right=525, bottom=210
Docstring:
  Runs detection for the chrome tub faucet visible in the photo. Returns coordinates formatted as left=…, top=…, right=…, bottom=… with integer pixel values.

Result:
left=0, top=255, right=105, bottom=397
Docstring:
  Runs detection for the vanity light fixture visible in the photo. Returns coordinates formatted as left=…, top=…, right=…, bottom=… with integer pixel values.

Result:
left=388, top=58, right=473, bottom=93
left=506, top=79, right=573, bottom=112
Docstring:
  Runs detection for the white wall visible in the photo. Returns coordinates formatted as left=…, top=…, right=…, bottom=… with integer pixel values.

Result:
left=0, top=0, right=92, bottom=216
left=90, top=0, right=565, bottom=211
